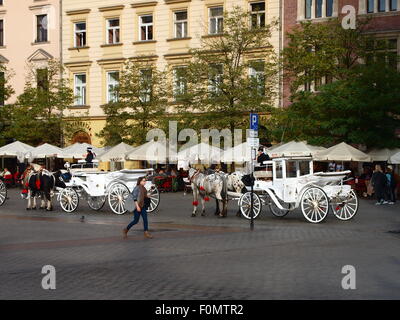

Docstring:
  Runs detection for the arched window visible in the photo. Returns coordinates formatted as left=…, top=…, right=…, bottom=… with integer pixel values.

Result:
left=71, top=131, right=91, bottom=144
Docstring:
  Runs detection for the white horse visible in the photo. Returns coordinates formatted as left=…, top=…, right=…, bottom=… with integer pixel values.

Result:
left=189, top=168, right=246, bottom=218
left=189, top=168, right=228, bottom=217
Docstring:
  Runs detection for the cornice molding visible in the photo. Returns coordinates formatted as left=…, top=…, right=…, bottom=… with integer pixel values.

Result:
left=99, top=5, right=125, bottom=12
left=66, top=9, right=91, bottom=16
left=164, top=0, right=191, bottom=4
left=64, top=60, right=93, bottom=67
left=131, top=2, right=158, bottom=8
left=97, top=57, right=126, bottom=65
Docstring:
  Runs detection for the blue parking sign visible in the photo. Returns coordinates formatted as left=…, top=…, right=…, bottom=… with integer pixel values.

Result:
left=250, top=113, right=259, bottom=131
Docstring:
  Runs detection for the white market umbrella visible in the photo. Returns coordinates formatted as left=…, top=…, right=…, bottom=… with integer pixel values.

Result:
left=60, top=143, right=103, bottom=159
left=126, top=140, right=168, bottom=163
left=368, top=148, right=400, bottom=162
left=389, top=150, right=400, bottom=164
left=98, top=142, right=136, bottom=162
left=0, top=141, right=34, bottom=162
left=25, top=143, right=63, bottom=160
left=0, top=141, right=34, bottom=157
left=221, top=142, right=252, bottom=163
left=267, top=141, right=326, bottom=158
left=313, top=142, right=371, bottom=162
left=177, top=142, right=222, bottom=164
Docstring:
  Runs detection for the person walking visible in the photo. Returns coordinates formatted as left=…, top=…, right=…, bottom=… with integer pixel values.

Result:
left=371, top=164, right=388, bottom=205
left=123, top=177, right=153, bottom=239
left=385, top=165, right=396, bottom=204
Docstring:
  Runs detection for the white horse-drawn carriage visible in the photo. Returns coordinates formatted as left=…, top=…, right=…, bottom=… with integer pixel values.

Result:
left=58, top=168, right=160, bottom=215
left=238, top=157, right=358, bottom=223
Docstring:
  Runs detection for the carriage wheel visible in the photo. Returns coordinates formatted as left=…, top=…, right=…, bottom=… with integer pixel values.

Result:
left=300, top=187, right=329, bottom=223
left=239, top=192, right=262, bottom=220
left=87, top=196, right=106, bottom=211
left=146, top=186, right=160, bottom=214
left=108, top=183, right=130, bottom=215
left=268, top=196, right=291, bottom=218
left=59, top=188, right=79, bottom=213
left=331, top=190, right=358, bottom=221
left=0, top=180, right=7, bottom=206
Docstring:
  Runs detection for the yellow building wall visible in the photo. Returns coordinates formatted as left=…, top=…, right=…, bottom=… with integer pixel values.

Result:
left=62, top=0, right=282, bottom=144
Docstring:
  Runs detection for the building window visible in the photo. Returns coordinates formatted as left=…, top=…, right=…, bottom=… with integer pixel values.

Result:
left=107, top=18, right=120, bottom=44
left=378, top=0, right=386, bottom=12
left=74, top=22, right=86, bottom=47
left=209, top=7, right=223, bottom=35
left=326, top=0, right=334, bottom=16
left=208, top=64, right=223, bottom=96
left=174, top=11, right=187, bottom=38
left=390, top=0, right=398, bottom=11
left=0, top=20, right=3, bottom=46
left=315, top=0, right=323, bottom=18
left=305, top=0, right=312, bottom=19
left=74, top=74, right=86, bottom=105
left=36, top=14, right=48, bottom=43
left=250, top=2, right=265, bottom=28
left=387, top=39, right=398, bottom=69
left=107, top=71, right=119, bottom=103
left=37, top=69, right=49, bottom=92
left=139, top=15, right=153, bottom=41
left=366, top=38, right=399, bottom=69
left=367, top=0, right=374, bottom=13
left=139, top=69, right=152, bottom=103
left=249, top=61, right=265, bottom=96
left=173, top=67, right=187, bottom=101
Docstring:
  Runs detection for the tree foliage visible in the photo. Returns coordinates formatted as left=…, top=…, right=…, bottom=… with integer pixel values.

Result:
left=0, top=64, right=15, bottom=145
left=282, top=18, right=372, bottom=93
left=271, top=63, right=400, bottom=148
left=175, top=6, right=279, bottom=134
left=1, top=60, right=75, bottom=147
left=270, top=18, right=400, bottom=148
left=98, top=60, right=170, bottom=146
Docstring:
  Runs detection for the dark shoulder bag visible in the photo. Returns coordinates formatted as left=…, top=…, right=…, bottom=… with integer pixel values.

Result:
left=144, top=197, right=151, bottom=210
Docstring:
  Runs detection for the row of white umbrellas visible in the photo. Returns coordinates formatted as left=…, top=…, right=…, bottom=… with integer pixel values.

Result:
left=0, top=141, right=106, bottom=162
left=0, top=140, right=399, bottom=164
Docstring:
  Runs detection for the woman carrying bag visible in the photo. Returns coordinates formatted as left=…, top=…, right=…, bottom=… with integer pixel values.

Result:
left=123, top=177, right=153, bottom=239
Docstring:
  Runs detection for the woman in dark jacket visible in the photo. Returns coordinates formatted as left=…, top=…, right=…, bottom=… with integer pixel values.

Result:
left=123, top=177, right=153, bottom=239
left=371, top=165, right=388, bottom=205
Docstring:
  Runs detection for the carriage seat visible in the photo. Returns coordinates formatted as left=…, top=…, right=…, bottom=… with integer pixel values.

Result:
left=253, top=171, right=272, bottom=181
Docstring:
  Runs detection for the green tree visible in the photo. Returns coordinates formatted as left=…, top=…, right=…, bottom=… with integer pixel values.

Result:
left=270, top=63, right=400, bottom=148
left=98, top=60, right=169, bottom=146
left=175, top=6, right=279, bottom=135
left=3, top=60, right=74, bottom=146
left=270, top=17, right=400, bottom=148
left=282, top=18, right=372, bottom=93
left=0, top=64, right=15, bottom=146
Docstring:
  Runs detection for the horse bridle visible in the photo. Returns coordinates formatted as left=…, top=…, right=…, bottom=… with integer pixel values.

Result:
left=189, top=169, right=201, bottom=183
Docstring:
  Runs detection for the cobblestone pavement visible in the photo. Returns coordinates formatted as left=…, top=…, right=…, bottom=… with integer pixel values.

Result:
left=0, top=188, right=399, bottom=299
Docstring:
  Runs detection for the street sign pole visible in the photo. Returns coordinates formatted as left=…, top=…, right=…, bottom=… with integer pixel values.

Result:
left=249, top=113, right=259, bottom=231
left=250, top=166, right=254, bottom=231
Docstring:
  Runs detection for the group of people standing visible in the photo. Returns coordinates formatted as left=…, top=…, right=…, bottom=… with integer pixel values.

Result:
left=371, top=164, right=397, bottom=205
